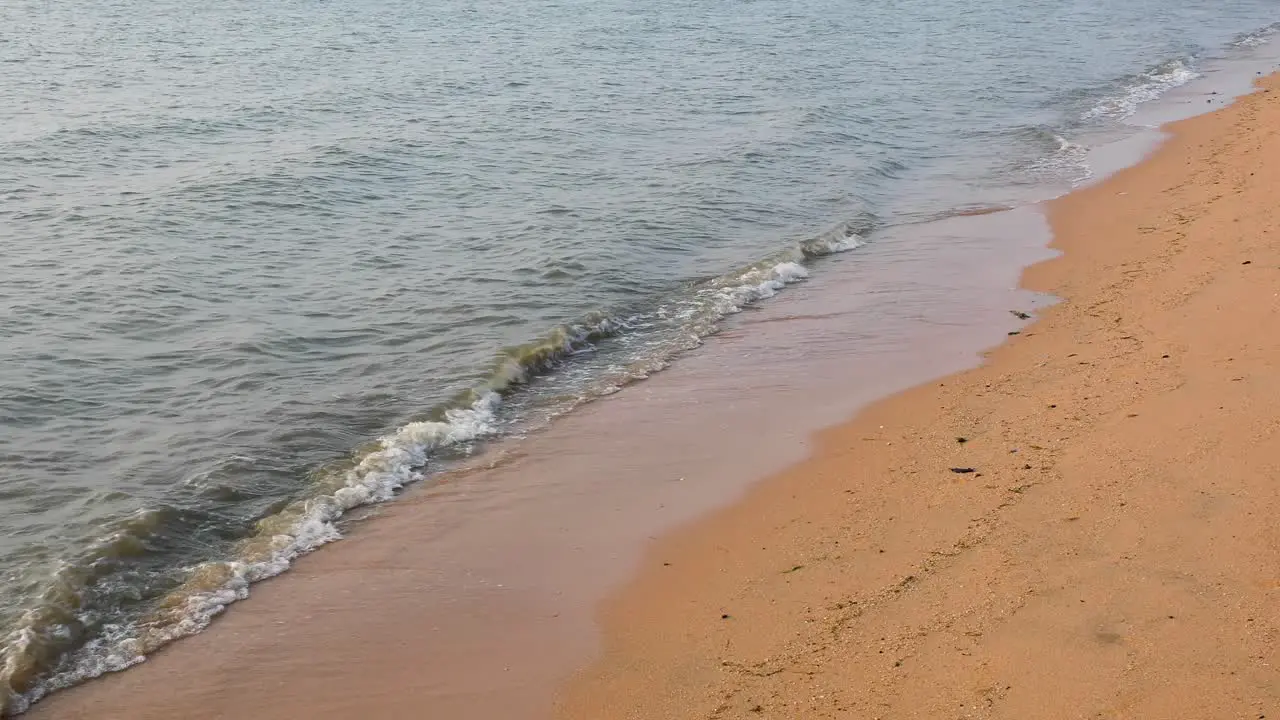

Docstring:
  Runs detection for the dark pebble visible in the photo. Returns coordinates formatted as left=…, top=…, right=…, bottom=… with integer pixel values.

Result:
left=950, top=467, right=976, bottom=474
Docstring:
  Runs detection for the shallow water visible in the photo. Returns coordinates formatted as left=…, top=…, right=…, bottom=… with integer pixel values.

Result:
left=1, top=0, right=1278, bottom=712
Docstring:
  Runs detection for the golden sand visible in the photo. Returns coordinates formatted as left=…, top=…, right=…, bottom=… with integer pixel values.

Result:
left=25, top=75, right=1280, bottom=720
left=554, top=75, right=1280, bottom=719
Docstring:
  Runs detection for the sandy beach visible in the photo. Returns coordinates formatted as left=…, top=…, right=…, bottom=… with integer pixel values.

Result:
left=18, top=66, right=1280, bottom=720
left=8, top=1, right=1280, bottom=717
left=553, top=75, right=1280, bottom=719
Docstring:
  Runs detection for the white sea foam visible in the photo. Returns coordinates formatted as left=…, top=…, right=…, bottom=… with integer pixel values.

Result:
left=1232, top=23, right=1280, bottom=48
left=6, top=392, right=502, bottom=716
left=713, top=260, right=809, bottom=309
left=11, top=251, right=832, bottom=710
left=1029, top=133, right=1092, bottom=186
left=4, top=224, right=868, bottom=716
left=802, top=229, right=865, bottom=257
left=1084, top=60, right=1200, bottom=121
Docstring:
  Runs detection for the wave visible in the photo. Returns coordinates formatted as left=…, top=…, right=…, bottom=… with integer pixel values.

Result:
left=1026, top=131, right=1092, bottom=186
left=0, top=217, right=870, bottom=717
left=1231, top=22, right=1280, bottom=49
left=1082, top=58, right=1200, bottom=122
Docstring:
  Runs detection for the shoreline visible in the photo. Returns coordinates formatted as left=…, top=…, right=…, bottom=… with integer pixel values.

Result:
left=553, top=73, right=1280, bottom=718
left=15, top=66, right=1280, bottom=720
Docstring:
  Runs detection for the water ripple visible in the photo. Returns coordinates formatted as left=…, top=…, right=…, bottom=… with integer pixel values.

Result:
left=2, top=0, right=1279, bottom=714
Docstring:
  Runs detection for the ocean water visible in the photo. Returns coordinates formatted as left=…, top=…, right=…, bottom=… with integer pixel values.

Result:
left=1, top=0, right=1278, bottom=713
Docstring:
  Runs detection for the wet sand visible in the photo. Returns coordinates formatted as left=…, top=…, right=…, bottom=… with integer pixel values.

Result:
left=22, top=70, right=1279, bottom=720
left=21, top=162, right=1050, bottom=718
left=22, top=212, right=1047, bottom=719
left=554, top=74, right=1280, bottom=718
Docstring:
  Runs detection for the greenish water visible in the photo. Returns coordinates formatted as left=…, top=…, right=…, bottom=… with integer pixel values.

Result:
left=1, top=0, right=1278, bottom=713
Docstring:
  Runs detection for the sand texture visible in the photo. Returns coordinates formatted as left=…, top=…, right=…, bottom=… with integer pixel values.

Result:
left=554, top=76, right=1280, bottom=720
left=20, top=75, right=1280, bottom=720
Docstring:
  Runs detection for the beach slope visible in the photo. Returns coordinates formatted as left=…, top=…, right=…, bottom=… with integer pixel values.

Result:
left=554, top=75, right=1280, bottom=719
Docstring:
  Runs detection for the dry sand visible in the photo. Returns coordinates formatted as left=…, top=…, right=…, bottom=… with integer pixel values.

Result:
left=21, top=75, right=1280, bottom=720
left=554, top=75, right=1280, bottom=719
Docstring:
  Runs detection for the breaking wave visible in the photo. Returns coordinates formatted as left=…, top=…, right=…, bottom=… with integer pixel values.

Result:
left=1083, top=58, right=1200, bottom=122
left=0, top=218, right=869, bottom=716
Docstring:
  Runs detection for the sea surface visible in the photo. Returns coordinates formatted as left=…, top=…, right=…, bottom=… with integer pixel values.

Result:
left=2, top=0, right=1278, bottom=713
